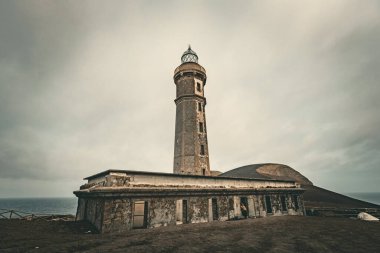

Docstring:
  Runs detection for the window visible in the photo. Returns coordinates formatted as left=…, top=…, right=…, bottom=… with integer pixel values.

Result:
left=281, top=196, right=287, bottom=211
left=133, top=201, right=148, bottom=228
left=202, top=169, right=206, bottom=175
left=199, top=122, right=204, bottom=133
left=200, top=144, right=205, bottom=155
left=198, top=102, right=202, bottom=112
left=196, top=82, right=201, bottom=92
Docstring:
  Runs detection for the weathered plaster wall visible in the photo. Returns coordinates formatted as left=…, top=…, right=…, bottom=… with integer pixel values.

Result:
left=76, top=198, right=86, bottom=221
left=188, top=197, right=209, bottom=223
left=148, top=198, right=176, bottom=228
left=99, top=173, right=297, bottom=189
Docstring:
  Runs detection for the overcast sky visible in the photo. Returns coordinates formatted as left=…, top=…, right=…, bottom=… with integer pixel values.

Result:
left=1, top=0, right=379, bottom=197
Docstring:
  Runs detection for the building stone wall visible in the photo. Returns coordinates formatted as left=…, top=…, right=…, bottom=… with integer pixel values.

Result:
left=85, top=198, right=104, bottom=232
left=102, top=199, right=132, bottom=233
left=75, top=190, right=304, bottom=233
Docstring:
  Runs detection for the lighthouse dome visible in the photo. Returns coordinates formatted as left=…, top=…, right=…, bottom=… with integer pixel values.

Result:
left=181, top=45, right=198, bottom=63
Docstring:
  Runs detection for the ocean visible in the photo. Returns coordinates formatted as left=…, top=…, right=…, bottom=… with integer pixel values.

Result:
left=345, top=192, right=380, bottom=205
left=0, top=197, right=77, bottom=216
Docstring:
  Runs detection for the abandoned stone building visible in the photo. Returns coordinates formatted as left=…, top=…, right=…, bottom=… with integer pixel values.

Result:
left=74, top=46, right=305, bottom=233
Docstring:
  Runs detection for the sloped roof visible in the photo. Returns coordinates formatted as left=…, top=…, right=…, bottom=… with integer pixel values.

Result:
left=220, top=163, right=313, bottom=185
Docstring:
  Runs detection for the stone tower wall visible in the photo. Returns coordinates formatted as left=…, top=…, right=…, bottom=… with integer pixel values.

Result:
left=173, top=63, right=210, bottom=176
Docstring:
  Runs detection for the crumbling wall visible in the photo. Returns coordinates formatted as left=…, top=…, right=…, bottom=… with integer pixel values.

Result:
left=75, top=198, right=86, bottom=221
left=188, top=197, right=208, bottom=223
left=257, top=195, right=267, bottom=217
left=85, top=198, right=104, bottom=232
left=217, top=196, right=229, bottom=221
left=271, top=194, right=282, bottom=216
left=102, top=199, right=132, bottom=233
left=228, top=197, right=235, bottom=219
left=252, top=195, right=261, bottom=217
left=148, top=198, right=176, bottom=228
left=233, top=196, right=241, bottom=218
left=248, top=196, right=256, bottom=217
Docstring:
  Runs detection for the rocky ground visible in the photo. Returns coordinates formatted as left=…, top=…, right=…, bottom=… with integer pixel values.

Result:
left=1, top=216, right=379, bottom=253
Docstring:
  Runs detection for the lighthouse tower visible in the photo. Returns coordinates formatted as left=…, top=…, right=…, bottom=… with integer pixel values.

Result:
left=173, top=46, right=211, bottom=176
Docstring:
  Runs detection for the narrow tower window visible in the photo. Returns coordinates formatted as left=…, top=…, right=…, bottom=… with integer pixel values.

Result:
left=198, top=102, right=202, bottom=112
left=196, top=82, right=201, bottom=92
left=200, top=144, right=205, bottom=155
left=199, top=122, right=204, bottom=133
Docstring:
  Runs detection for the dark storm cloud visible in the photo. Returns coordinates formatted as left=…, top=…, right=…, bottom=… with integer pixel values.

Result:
left=0, top=0, right=379, bottom=197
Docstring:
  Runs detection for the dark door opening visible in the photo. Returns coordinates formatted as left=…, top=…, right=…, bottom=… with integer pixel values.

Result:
left=212, top=198, right=218, bottom=220
left=240, top=197, right=248, bottom=218
left=265, top=196, right=273, bottom=214
left=182, top=200, right=188, bottom=223
left=133, top=201, right=148, bottom=229
left=281, top=196, right=287, bottom=212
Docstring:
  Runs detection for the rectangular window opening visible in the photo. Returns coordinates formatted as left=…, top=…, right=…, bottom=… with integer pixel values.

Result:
left=265, top=196, right=273, bottom=214
left=198, top=102, right=202, bottom=112
left=200, top=144, right=205, bottom=155
left=199, top=122, right=204, bottom=133
left=196, top=82, right=201, bottom=92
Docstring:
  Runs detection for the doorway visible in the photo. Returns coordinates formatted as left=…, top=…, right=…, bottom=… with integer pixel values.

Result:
left=240, top=197, right=249, bottom=218
left=212, top=198, right=218, bottom=220
left=182, top=200, right=188, bottom=223
left=265, top=196, right=272, bottom=214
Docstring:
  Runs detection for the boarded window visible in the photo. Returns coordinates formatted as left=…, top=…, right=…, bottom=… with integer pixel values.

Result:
left=200, top=145, right=205, bottom=155
left=196, top=82, right=201, bottom=92
left=199, top=122, right=204, bottom=132
left=265, top=196, right=272, bottom=214
left=133, top=201, right=148, bottom=229
left=281, top=196, right=287, bottom=211
left=212, top=198, right=218, bottom=220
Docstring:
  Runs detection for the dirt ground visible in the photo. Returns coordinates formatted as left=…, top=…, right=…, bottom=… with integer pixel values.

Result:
left=1, top=216, right=379, bottom=253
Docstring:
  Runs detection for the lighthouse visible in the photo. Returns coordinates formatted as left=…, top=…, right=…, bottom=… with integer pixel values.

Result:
left=173, top=46, right=211, bottom=176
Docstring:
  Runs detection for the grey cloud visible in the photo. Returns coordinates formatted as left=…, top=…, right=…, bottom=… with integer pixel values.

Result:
left=0, top=0, right=379, bottom=197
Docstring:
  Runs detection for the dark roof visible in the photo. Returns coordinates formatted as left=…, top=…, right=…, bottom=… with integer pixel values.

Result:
left=219, top=164, right=274, bottom=179
left=84, top=169, right=295, bottom=183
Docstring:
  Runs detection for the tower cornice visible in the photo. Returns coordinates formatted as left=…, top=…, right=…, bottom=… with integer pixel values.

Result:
left=174, top=94, right=207, bottom=105
left=174, top=62, right=207, bottom=84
